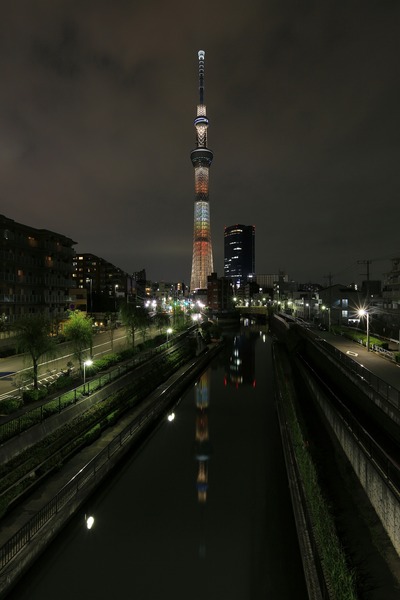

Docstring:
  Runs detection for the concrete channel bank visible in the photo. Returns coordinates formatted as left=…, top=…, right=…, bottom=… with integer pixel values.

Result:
left=0, top=342, right=223, bottom=598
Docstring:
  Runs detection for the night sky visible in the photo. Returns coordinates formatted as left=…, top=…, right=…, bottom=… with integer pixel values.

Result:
left=1, top=1, right=399, bottom=286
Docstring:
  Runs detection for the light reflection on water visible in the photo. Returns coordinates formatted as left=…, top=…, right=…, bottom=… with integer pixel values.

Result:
left=8, top=323, right=308, bottom=600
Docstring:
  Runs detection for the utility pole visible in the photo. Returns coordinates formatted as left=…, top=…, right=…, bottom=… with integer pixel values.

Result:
left=323, top=273, right=333, bottom=325
left=358, top=259, right=372, bottom=300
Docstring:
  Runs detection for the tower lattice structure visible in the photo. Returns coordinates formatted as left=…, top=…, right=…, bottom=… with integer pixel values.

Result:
left=190, top=50, right=214, bottom=291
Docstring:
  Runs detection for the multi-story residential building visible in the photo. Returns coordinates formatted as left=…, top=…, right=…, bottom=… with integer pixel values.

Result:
left=72, top=253, right=133, bottom=313
left=224, top=224, right=255, bottom=288
left=207, top=272, right=234, bottom=313
left=318, top=284, right=361, bottom=328
left=383, top=257, right=400, bottom=302
left=0, top=214, right=76, bottom=324
left=256, top=273, right=284, bottom=291
left=376, top=257, right=400, bottom=338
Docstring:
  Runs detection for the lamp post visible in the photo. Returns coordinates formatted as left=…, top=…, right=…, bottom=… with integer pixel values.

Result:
left=358, top=308, right=370, bottom=351
left=322, top=305, right=331, bottom=332
left=83, top=359, right=93, bottom=394
left=114, top=284, right=119, bottom=313
left=166, top=327, right=173, bottom=342
left=86, top=278, right=92, bottom=317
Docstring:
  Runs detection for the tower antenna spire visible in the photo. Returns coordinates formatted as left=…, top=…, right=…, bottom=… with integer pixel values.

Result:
left=198, top=50, right=205, bottom=105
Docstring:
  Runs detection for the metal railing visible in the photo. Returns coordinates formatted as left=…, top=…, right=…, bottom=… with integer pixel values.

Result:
left=309, top=336, right=400, bottom=411
left=0, top=339, right=176, bottom=445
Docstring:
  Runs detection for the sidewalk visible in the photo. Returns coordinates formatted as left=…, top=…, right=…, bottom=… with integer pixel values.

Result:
left=312, top=328, right=400, bottom=391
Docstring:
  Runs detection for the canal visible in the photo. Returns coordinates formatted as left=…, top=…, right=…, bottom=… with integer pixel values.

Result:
left=8, top=323, right=308, bottom=599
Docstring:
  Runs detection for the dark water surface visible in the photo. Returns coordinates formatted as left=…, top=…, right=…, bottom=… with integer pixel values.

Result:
left=9, top=325, right=308, bottom=599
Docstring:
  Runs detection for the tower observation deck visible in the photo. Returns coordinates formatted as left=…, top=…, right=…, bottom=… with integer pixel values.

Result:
left=190, top=50, right=214, bottom=292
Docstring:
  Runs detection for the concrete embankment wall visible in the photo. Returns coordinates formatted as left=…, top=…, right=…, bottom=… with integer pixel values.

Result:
left=298, top=362, right=400, bottom=557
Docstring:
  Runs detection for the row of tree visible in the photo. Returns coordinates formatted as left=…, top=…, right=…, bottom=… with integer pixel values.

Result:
left=14, top=304, right=172, bottom=390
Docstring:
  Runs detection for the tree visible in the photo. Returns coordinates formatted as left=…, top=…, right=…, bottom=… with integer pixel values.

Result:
left=64, top=310, right=93, bottom=374
left=154, top=310, right=170, bottom=333
left=14, top=314, right=55, bottom=389
left=119, top=303, right=150, bottom=352
left=104, top=312, right=117, bottom=351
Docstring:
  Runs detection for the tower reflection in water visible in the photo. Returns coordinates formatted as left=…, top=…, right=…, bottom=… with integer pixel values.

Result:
left=194, top=371, right=211, bottom=558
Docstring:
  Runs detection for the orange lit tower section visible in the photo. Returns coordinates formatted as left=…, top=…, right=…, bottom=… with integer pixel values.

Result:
left=190, top=50, right=214, bottom=291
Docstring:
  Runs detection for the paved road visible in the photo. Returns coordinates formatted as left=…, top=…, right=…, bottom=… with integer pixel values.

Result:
left=308, top=326, right=400, bottom=391
left=0, top=329, right=131, bottom=399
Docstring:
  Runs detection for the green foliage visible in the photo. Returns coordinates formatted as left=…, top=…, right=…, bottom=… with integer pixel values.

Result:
left=340, top=327, right=388, bottom=349
left=94, top=353, right=120, bottom=371
left=22, top=387, right=49, bottom=404
left=273, top=344, right=357, bottom=600
left=153, top=310, right=170, bottom=332
left=14, top=314, right=55, bottom=389
left=84, top=424, right=101, bottom=444
left=0, top=397, right=23, bottom=415
left=54, top=374, right=74, bottom=390
left=119, top=303, right=150, bottom=351
left=64, top=310, right=93, bottom=372
left=117, top=347, right=135, bottom=361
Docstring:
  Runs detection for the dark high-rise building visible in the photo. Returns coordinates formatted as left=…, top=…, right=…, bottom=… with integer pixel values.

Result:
left=224, top=224, right=255, bottom=287
left=190, top=50, right=214, bottom=292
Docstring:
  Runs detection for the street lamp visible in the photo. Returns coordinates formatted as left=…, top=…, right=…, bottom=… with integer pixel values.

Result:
left=86, top=278, right=93, bottom=317
left=83, top=359, right=93, bottom=394
left=114, top=284, right=119, bottom=312
left=166, top=327, right=173, bottom=342
left=321, top=305, right=331, bottom=332
left=358, top=308, right=370, bottom=351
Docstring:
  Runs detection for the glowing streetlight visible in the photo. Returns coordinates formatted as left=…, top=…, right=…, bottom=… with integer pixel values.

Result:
left=114, top=284, right=119, bottom=312
left=358, top=308, right=370, bottom=352
left=83, top=358, right=93, bottom=393
left=166, top=327, right=173, bottom=342
left=321, top=305, right=331, bottom=332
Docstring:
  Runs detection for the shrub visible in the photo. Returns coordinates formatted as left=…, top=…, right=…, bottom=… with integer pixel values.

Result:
left=116, top=348, right=135, bottom=361
left=0, top=397, right=23, bottom=415
left=22, top=388, right=48, bottom=404
left=54, top=375, right=74, bottom=389
left=84, top=424, right=101, bottom=445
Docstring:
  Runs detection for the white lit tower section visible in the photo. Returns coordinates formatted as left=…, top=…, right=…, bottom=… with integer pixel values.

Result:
left=190, top=50, right=214, bottom=291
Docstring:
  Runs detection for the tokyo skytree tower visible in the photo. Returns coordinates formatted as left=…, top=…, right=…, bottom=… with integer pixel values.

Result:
left=190, top=50, right=214, bottom=291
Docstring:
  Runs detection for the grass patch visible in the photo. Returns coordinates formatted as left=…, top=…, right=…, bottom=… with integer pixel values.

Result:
left=273, top=342, right=357, bottom=600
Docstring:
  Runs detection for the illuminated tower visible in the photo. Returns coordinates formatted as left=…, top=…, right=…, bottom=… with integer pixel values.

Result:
left=190, top=50, right=214, bottom=291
